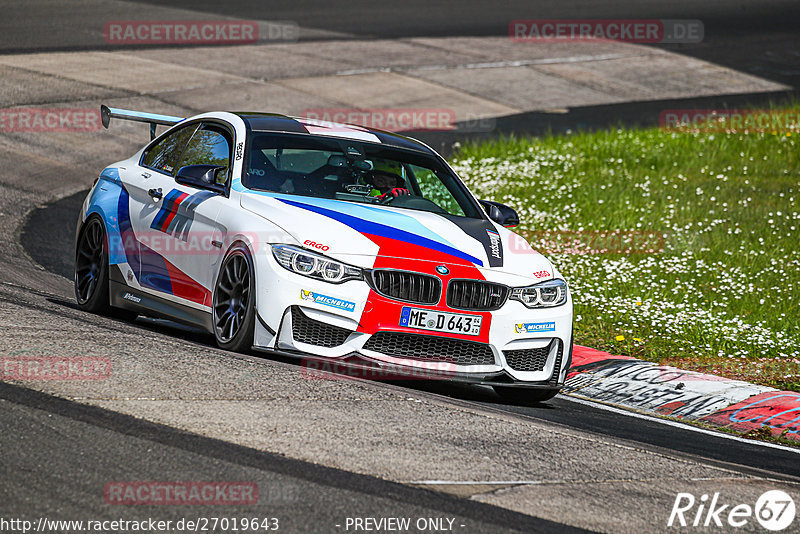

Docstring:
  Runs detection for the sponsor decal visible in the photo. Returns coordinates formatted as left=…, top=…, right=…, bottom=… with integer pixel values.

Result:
left=532, top=270, right=551, bottom=278
left=122, top=292, right=141, bottom=303
left=150, top=189, right=215, bottom=240
left=486, top=229, right=502, bottom=259
left=515, top=322, right=556, bottom=334
left=117, top=187, right=212, bottom=306
left=303, top=239, right=330, bottom=251
left=300, top=290, right=356, bottom=312
left=235, top=141, right=244, bottom=160
left=668, top=490, right=795, bottom=530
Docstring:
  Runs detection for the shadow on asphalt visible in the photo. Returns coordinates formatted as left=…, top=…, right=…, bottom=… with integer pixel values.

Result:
left=45, top=292, right=561, bottom=409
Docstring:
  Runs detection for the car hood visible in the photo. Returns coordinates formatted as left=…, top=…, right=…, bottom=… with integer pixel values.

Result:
left=240, top=191, right=556, bottom=285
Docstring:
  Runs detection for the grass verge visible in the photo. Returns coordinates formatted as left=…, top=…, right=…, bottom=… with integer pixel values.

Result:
left=452, top=106, right=800, bottom=391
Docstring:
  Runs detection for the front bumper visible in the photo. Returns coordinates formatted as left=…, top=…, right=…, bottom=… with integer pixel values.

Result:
left=253, top=252, right=573, bottom=386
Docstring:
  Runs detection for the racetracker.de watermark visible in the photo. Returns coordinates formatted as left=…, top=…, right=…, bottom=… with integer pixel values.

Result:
left=104, top=20, right=298, bottom=45
left=106, top=232, right=268, bottom=256
left=1, top=357, right=111, bottom=380
left=0, top=108, right=101, bottom=132
left=660, top=109, right=800, bottom=134
left=509, top=19, right=703, bottom=43
left=507, top=230, right=665, bottom=255
left=300, top=358, right=457, bottom=381
left=104, top=482, right=259, bottom=505
left=300, top=108, right=495, bottom=133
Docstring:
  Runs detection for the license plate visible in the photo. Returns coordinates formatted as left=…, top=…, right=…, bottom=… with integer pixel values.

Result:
left=399, top=307, right=482, bottom=336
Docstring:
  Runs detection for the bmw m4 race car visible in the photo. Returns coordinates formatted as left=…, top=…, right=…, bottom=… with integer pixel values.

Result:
left=75, top=105, right=573, bottom=401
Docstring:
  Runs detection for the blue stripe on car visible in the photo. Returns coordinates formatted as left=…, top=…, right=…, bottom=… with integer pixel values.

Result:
left=117, top=186, right=174, bottom=295
left=277, top=197, right=483, bottom=266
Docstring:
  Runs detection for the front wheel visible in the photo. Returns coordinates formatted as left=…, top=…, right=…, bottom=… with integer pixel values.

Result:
left=493, top=386, right=559, bottom=404
left=212, top=245, right=256, bottom=352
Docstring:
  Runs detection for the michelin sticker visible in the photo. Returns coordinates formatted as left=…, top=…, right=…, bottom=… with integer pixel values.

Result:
left=515, top=321, right=556, bottom=334
left=300, top=290, right=356, bottom=312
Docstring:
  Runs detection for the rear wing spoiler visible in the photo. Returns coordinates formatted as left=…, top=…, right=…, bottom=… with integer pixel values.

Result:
left=100, top=105, right=184, bottom=140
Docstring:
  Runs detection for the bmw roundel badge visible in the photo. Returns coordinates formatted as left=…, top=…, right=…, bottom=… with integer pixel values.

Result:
left=436, top=265, right=450, bottom=275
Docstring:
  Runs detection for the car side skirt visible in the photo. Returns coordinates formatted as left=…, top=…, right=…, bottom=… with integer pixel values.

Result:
left=109, top=267, right=213, bottom=332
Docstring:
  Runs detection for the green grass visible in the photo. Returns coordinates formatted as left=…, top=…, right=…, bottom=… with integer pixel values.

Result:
left=451, top=107, right=800, bottom=391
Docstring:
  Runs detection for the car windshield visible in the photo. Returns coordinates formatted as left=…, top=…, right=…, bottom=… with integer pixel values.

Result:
left=242, top=133, right=482, bottom=218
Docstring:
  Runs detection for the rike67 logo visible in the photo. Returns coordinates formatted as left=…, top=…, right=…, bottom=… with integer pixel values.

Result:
left=668, top=490, right=795, bottom=531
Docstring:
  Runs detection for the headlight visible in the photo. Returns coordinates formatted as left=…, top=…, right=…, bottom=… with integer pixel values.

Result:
left=510, top=279, right=568, bottom=308
left=271, top=244, right=363, bottom=283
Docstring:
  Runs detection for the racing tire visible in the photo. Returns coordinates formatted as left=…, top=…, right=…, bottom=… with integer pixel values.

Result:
left=492, top=387, right=560, bottom=404
left=74, top=216, right=138, bottom=321
left=212, top=244, right=256, bottom=352
left=75, top=216, right=111, bottom=314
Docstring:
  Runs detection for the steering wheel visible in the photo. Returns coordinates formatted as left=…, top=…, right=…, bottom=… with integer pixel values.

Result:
left=378, top=193, right=398, bottom=205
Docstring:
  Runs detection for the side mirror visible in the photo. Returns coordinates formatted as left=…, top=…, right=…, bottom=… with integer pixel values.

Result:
left=479, top=200, right=519, bottom=227
left=176, top=165, right=226, bottom=193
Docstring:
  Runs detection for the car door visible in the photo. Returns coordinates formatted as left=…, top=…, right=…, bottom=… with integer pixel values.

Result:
left=128, top=121, right=232, bottom=309
left=119, top=122, right=198, bottom=290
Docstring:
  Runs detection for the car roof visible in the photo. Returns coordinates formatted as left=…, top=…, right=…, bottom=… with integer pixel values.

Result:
left=233, top=112, right=435, bottom=154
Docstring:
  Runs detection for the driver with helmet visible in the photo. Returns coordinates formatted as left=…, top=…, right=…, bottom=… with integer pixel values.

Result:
left=367, top=170, right=410, bottom=201
left=364, top=158, right=410, bottom=201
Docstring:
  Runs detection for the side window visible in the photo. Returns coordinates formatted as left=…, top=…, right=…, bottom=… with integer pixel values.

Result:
left=411, top=165, right=466, bottom=216
left=141, top=123, right=198, bottom=175
left=175, top=124, right=232, bottom=185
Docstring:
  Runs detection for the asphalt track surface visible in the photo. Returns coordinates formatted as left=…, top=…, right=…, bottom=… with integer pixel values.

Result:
left=4, top=0, right=797, bottom=146
left=23, top=192, right=800, bottom=484
left=5, top=2, right=800, bottom=531
left=0, top=381, right=582, bottom=533
left=134, top=0, right=800, bottom=89
left=6, top=0, right=800, bottom=95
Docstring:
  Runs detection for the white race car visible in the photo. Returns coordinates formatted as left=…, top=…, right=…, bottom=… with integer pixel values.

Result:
left=75, top=105, right=573, bottom=401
